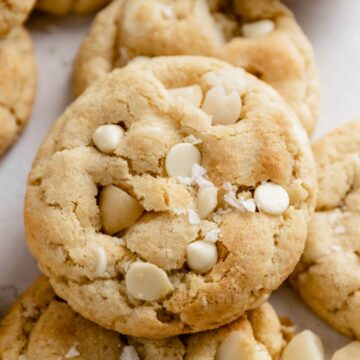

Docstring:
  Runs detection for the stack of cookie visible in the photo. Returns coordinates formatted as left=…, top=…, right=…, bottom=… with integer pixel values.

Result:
left=0, top=1, right=359, bottom=359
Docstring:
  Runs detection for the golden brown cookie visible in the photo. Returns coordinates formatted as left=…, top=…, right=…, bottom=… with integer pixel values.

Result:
left=0, top=276, right=287, bottom=359
left=0, top=0, right=35, bottom=36
left=291, top=120, right=360, bottom=339
left=0, top=26, right=36, bottom=156
left=35, top=0, right=110, bottom=15
left=73, top=0, right=320, bottom=134
left=25, top=56, right=316, bottom=338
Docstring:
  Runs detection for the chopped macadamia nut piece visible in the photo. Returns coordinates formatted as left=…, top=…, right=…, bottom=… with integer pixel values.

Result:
left=165, top=143, right=201, bottom=178
left=204, top=228, right=221, bottom=243
left=242, top=20, right=275, bottom=38
left=332, top=342, right=360, bottom=360
left=120, top=345, right=140, bottom=360
left=188, top=209, right=201, bottom=225
left=94, top=246, right=107, bottom=275
left=202, top=85, right=242, bottom=125
left=65, top=343, right=80, bottom=358
left=197, top=186, right=218, bottom=218
left=203, top=67, right=246, bottom=94
left=254, top=182, right=289, bottom=215
left=99, top=185, right=144, bottom=235
left=186, top=240, right=218, bottom=273
left=168, top=85, right=203, bottom=107
left=127, top=56, right=151, bottom=66
left=216, top=331, right=270, bottom=360
left=183, top=135, right=202, bottom=145
left=282, top=330, right=324, bottom=360
left=125, top=262, right=173, bottom=301
left=93, top=124, right=124, bottom=154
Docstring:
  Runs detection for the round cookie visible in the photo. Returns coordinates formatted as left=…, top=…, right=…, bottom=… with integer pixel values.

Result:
left=0, top=276, right=288, bottom=360
left=25, top=56, right=316, bottom=337
left=0, top=0, right=35, bottom=36
left=0, top=26, right=37, bottom=156
left=36, top=0, right=110, bottom=15
left=73, top=0, right=320, bottom=134
left=291, top=120, right=360, bottom=339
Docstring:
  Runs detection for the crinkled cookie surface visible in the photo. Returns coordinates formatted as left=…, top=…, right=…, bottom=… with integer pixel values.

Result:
left=73, top=0, right=319, bottom=134
left=36, top=0, right=110, bottom=15
left=291, top=120, right=360, bottom=339
left=0, top=26, right=36, bottom=156
left=0, top=0, right=35, bottom=36
left=25, top=56, right=316, bottom=338
left=0, top=276, right=287, bottom=360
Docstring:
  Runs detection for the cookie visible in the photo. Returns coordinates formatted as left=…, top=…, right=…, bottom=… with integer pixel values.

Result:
left=73, top=0, right=320, bottom=134
left=36, top=0, right=110, bottom=15
left=0, top=0, right=35, bottom=36
left=25, top=56, right=316, bottom=337
left=0, top=26, right=37, bottom=156
left=0, top=276, right=288, bottom=360
left=291, top=120, right=360, bottom=339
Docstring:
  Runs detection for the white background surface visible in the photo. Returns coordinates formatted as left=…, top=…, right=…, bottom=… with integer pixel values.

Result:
left=0, top=1, right=359, bottom=358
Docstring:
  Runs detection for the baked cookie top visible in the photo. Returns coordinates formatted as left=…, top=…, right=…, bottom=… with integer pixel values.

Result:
left=291, top=120, right=360, bottom=339
left=25, top=56, right=316, bottom=337
left=0, top=276, right=287, bottom=360
left=0, top=0, right=35, bottom=36
left=73, top=0, right=320, bottom=134
left=36, top=0, right=110, bottom=15
left=0, top=26, right=37, bottom=156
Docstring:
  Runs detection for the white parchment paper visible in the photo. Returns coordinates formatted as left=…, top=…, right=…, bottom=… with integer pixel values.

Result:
left=0, top=1, right=359, bottom=357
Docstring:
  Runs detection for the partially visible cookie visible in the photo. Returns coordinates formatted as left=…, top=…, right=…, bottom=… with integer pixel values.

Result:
left=0, top=0, right=35, bottom=36
left=73, top=0, right=320, bottom=134
left=36, top=0, right=110, bottom=15
left=0, top=276, right=287, bottom=359
left=291, top=120, right=360, bottom=339
left=0, top=26, right=37, bottom=156
left=25, top=56, right=316, bottom=338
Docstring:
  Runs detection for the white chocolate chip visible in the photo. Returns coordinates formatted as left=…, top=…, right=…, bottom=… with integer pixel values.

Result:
left=120, top=345, right=140, bottom=360
left=165, top=143, right=201, bottom=178
left=168, top=85, right=203, bottom=107
left=203, top=67, right=246, bottom=94
left=202, top=85, right=242, bottom=125
left=204, top=228, right=221, bottom=243
left=65, top=343, right=80, bottom=358
left=125, top=262, right=173, bottom=301
left=332, top=341, right=360, bottom=360
left=197, top=186, right=218, bottom=219
left=254, top=182, right=289, bottom=215
left=242, top=20, right=275, bottom=38
left=93, top=124, right=124, bottom=154
left=282, top=330, right=324, bottom=360
left=94, top=246, right=107, bottom=275
left=99, top=185, right=144, bottom=235
left=188, top=209, right=201, bottom=225
left=186, top=240, right=218, bottom=273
